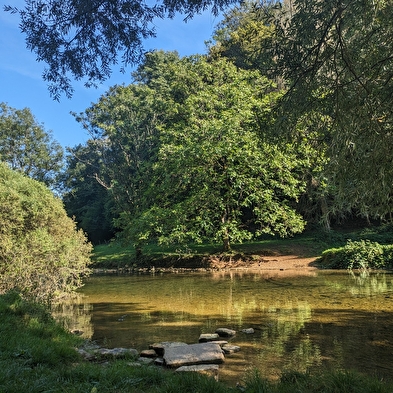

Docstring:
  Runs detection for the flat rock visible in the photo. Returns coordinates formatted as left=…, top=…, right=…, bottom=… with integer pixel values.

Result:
left=210, top=340, right=228, bottom=347
left=199, top=333, right=220, bottom=342
left=215, top=328, right=236, bottom=337
left=164, top=342, right=225, bottom=368
left=149, top=342, right=188, bottom=356
left=175, top=364, right=219, bottom=380
left=92, top=347, right=138, bottom=359
left=137, top=357, right=155, bottom=365
left=140, top=349, right=157, bottom=358
left=222, top=345, right=241, bottom=354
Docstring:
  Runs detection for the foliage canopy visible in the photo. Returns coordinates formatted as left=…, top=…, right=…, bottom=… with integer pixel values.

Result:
left=73, top=52, right=307, bottom=250
left=5, top=0, right=237, bottom=99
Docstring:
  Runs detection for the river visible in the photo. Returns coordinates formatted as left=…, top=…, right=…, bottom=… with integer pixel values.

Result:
left=56, top=269, right=393, bottom=385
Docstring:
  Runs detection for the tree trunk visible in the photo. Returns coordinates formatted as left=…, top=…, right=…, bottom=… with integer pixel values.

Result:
left=221, top=211, right=231, bottom=252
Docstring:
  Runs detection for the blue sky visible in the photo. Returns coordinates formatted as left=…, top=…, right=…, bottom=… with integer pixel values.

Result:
left=0, top=4, right=222, bottom=149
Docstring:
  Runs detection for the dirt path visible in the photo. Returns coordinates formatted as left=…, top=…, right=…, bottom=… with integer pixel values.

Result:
left=207, top=253, right=320, bottom=276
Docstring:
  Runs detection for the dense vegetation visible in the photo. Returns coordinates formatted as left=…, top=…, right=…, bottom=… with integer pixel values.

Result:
left=1, top=0, right=393, bottom=390
left=1, top=291, right=392, bottom=393
left=0, top=163, right=91, bottom=302
left=60, top=0, right=393, bottom=253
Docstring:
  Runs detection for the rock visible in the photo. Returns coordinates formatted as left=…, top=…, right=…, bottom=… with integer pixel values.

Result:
left=215, top=328, right=236, bottom=337
left=137, top=357, right=155, bottom=365
left=77, top=348, right=95, bottom=360
left=154, top=357, right=165, bottom=366
left=241, top=328, right=255, bottom=334
left=140, top=349, right=157, bottom=358
left=93, top=347, right=138, bottom=359
left=210, top=340, right=228, bottom=347
left=164, top=342, right=225, bottom=368
left=149, top=341, right=188, bottom=356
left=175, top=364, right=219, bottom=380
left=222, top=345, right=241, bottom=354
left=199, top=333, right=220, bottom=342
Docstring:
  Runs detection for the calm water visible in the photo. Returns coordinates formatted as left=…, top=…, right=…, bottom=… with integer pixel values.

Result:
left=57, top=270, right=393, bottom=385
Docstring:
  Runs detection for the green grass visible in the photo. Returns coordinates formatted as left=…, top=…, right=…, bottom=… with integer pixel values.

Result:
left=92, top=224, right=393, bottom=270
left=91, top=230, right=344, bottom=269
left=1, top=291, right=392, bottom=393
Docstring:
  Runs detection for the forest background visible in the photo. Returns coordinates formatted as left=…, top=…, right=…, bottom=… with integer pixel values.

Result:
left=2, top=0, right=393, bottom=269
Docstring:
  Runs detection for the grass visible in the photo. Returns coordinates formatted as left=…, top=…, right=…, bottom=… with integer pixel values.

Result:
left=91, top=229, right=345, bottom=269
left=92, top=223, right=393, bottom=270
left=1, top=291, right=392, bottom=393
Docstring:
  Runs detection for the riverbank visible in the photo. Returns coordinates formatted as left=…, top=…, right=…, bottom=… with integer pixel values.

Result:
left=92, top=252, right=321, bottom=276
left=91, top=234, right=327, bottom=275
left=1, top=291, right=393, bottom=393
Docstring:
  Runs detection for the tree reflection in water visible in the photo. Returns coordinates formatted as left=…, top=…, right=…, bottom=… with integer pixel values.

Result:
left=54, top=270, right=393, bottom=384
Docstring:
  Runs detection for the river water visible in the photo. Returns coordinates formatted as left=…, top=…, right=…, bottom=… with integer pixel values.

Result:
left=57, top=269, right=393, bottom=385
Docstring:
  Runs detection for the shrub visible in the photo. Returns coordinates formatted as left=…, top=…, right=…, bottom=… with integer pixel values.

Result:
left=0, top=163, right=92, bottom=302
left=319, top=239, right=393, bottom=269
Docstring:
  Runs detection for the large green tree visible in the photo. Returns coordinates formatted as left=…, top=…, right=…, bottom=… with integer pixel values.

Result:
left=120, top=55, right=306, bottom=250
left=209, top=2, right=331, bottom=228
left=0, top=163, right=91, bottom=302
left=5, top=0, right=238, bottom=99
left=0, top=103, right=64, bottom=188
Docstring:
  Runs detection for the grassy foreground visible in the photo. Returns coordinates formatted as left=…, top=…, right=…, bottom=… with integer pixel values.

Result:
left=1, top=291, right=393, bottom=393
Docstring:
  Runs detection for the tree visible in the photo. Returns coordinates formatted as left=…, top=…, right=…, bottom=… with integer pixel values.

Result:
left=270, top=0, right=393, bottom=220
left=209, top=1, right=277, bottom=73
left=0, top=103, right=64, bottom=188
left=122, top=56, right=306, bottom=250
left=61, top=142, right=115, bottom=244
left=5, top=0, right=238, bottom=99
left=72, top=82, right=163, bottom=230
left=0, top=163, right=92, bottom=303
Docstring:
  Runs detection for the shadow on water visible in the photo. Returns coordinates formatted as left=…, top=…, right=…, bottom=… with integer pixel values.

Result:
left=54, top=270, right=393, bottom=385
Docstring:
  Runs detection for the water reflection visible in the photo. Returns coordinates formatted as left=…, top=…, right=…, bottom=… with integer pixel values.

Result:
left=54, top=270, right=393, bottom=385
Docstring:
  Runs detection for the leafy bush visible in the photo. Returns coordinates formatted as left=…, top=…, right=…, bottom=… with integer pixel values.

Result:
left=319, top=239, right=393, bottom=269
left=0, top=163, right=92, bottom=302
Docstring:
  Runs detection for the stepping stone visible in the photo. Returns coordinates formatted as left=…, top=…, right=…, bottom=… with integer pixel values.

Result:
left=140, top=349, right=157, bottom=358
left=164, top=342, right=225, bottom=368
left=215, top=328, right=236, bottom=337
left=222, top=345, right=241, bottom=354
left=149, top=342, right=188, bottom=356
left=210, top=340, right=228, bottom=347
left=199, top=333, right=219, bottom=342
